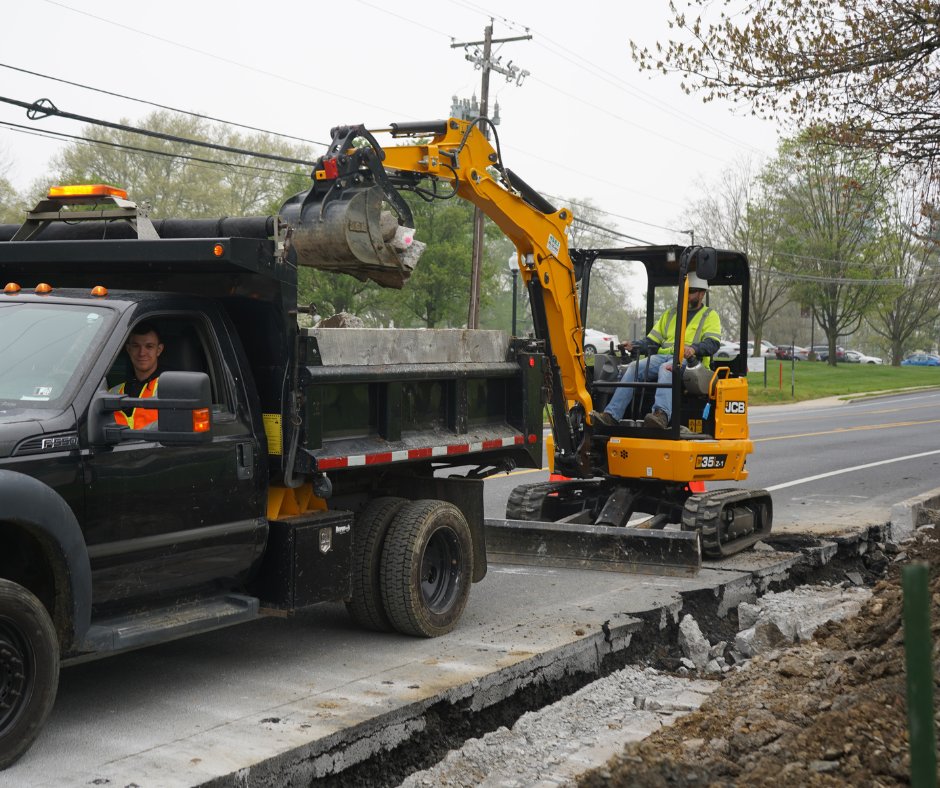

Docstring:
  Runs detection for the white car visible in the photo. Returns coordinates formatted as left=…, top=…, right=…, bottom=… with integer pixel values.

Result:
left=845, top=349, right=883, bottom=364
left=713, top=339, right=776, bottom=362
left=583, top=328, right=620, bottom=355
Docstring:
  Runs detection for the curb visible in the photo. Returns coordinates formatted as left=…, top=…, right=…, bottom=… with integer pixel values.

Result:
left=890, top=486, right=940, bottom=542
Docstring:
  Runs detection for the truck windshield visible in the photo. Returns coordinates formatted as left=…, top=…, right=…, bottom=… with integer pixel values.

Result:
left=0, top=303, right=111, bottom=407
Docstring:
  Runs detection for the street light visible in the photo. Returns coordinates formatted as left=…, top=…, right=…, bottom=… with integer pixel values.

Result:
left=682, top=228, right=695, bottom=246
left=508, top=252, right=519, bottom=336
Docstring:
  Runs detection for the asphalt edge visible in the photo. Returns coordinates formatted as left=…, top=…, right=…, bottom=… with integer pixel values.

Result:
left=890, top=486, right=940, bottom=542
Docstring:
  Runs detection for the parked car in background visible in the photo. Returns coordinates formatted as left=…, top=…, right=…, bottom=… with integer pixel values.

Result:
left=775, top=344, right=810, bottom=361
left=844, top=350, right=883, bottom=364
left=583, top=328, right=620, bottom=355
left=713, top=339, right=776, bottom=362
left=901, top=353, right=940, bottom=367
left=714, top=340, right=742, bottom=361
left=810, top=345, right=846, bottom=362
left=756, top=340, right=778, bottom=358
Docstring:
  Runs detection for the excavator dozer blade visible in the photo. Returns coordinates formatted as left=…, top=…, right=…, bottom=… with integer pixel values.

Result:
left=282, top=184, right=426, bottom=289
left=484, top=518, right=702, bottom=577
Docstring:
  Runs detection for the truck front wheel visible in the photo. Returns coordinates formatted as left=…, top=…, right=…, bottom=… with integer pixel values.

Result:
left=380, top=500, right=472, bottom=638
left=0, top=579, right=59, bottom=769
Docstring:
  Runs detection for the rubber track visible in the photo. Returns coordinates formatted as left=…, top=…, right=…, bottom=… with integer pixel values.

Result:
left=681, top=487, right=773, bottom=559
left=505, top=481, right=565, bottom=520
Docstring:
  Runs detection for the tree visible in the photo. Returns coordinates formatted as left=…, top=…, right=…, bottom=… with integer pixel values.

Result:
left=869, top=173, right=940, bottom=364
left=0, top=152, right=26, bottom=224
left=375, top=194, right=505, bottom=328
left=0, top=173, right=22, bottom=224
left=631, top=1, right=940, bottom=172
left=566, top=198, right=643, bottom=339
left=764, top=133, right=891, bottom=365
left=48, top=110, right=312, bottom=218
left=681, top=156, right=793, bottom=354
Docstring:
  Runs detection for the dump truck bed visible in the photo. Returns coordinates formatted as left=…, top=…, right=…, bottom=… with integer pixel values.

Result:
left=299, top=328, right=544, bottom=476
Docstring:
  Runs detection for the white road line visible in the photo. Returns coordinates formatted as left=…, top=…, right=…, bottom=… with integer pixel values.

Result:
left=766, top=449, right=940, bottom=492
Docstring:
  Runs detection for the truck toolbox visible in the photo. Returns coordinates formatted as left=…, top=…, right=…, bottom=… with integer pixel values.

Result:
left=255, top=509, right=354, bottom=610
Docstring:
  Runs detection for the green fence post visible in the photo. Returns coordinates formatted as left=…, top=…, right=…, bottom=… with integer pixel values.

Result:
left=902, top=562, right=937, bottom=788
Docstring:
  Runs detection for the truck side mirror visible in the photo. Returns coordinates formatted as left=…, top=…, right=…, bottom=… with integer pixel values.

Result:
left=89, top=371, right=213, bottom=446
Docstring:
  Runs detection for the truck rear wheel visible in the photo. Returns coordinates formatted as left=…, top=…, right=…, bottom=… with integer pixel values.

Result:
left=345, top=497, right=407, bottom=632
left=0, top=579, right=59, bottom=769
left=380, top=500, right=472, bottom=638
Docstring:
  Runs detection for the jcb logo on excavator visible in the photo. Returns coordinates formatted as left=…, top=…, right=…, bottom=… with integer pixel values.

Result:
left=724, top=401, right=746, bottom=415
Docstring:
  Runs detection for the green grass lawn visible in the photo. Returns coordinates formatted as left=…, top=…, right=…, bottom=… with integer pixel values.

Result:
left=748, top=361, right=940, bottom=404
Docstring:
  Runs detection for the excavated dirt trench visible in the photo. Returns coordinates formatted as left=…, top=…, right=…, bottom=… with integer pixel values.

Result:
left=579, top=524, right=940, bottom=788
left=314, top=527, right=893, bottom=788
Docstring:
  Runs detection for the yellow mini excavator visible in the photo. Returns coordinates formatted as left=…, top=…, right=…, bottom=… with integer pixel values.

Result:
left=293, top=117, right=772, bottom=573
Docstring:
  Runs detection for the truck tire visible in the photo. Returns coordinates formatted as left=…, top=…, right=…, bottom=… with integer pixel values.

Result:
left=0, top=579, right=59, bottom=770
left=380, top=500, right=472, bottom=638
left=345, top=497, right=407, bottom=632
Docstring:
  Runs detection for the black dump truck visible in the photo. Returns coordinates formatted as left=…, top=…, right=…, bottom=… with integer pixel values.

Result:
left=0, top=184, right=545, bottom=767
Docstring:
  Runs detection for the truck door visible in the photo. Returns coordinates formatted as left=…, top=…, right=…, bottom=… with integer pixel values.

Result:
left=83, top=314, right=266, bottom=611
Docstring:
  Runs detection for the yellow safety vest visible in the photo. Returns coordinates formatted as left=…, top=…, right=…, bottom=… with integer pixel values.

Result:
left=647, top=306, right=721, bottom=366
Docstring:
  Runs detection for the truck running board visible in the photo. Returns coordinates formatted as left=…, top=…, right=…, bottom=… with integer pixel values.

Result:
left=484, top=519, right=701, bottom=576
left=77, top=594, right=259, bottom=656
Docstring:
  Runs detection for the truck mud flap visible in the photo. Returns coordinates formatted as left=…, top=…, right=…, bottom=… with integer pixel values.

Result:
left=484, top=519, right=701, bottom=576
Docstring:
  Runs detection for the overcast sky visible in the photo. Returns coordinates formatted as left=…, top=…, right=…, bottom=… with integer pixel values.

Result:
left=1, top=0, right=781, bottom=246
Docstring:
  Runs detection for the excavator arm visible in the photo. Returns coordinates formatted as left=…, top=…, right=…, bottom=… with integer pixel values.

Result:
left=288, top=118, right=594, bottom=467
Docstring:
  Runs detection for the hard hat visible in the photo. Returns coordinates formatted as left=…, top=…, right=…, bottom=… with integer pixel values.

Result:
left=687, top=271, right=709, bottom=290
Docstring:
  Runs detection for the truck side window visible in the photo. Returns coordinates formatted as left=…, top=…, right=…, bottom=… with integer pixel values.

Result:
left=106, top=317, right=233, bottom=414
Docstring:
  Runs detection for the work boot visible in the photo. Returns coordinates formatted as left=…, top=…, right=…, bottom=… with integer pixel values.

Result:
left=590, top=410, right=617, bottom=427
left=643, top=408, right=669, bottom=429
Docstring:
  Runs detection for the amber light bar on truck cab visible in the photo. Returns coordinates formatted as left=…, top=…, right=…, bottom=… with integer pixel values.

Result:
left=3, top=282, right=110, bottom=296
left=47, top=184, right=128, bottom=200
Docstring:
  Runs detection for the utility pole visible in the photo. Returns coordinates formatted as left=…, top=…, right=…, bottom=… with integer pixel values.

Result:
left=451, top=23, right=531, bottom=328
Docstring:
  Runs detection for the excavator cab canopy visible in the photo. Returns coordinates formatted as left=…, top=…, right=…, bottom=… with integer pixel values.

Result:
left=571, top=244, right=751, bottom=377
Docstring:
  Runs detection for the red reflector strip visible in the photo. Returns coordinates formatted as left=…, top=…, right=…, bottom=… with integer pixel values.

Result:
left=323, top=158, right=339, bottom=178
left=314, top=434, right=531, bottom=470
left=317, top=457, right=349, bottom=470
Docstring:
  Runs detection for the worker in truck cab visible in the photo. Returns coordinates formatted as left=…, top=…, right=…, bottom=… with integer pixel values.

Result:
left=591, top=272, right=721, bottom=429
left=108, top=322, right=164, bottom=430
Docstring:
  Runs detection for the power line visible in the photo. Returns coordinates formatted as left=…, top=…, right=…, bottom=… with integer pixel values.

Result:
left=752, top=266, right=940, bottom=286
left=40, top=0, right=409, bottom=120
left=544, top=193, right=689, bottom=236
left=448, top=0, right=767, bottom=155
left=30, top=0, right=764, bottom=234
left=572, top=217, right=653, bottom=245
left=0, top=62, right=328, bottom=149
left=0, top=94, right=316, bottom=166
left=0, top=120, right=306, bottom=179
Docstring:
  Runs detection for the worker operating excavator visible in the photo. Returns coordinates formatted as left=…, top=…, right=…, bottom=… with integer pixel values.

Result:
left=592, top=271, right=721, bottom=430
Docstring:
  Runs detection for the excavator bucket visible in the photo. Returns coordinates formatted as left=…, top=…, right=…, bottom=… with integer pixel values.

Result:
left=280, top=184, right=425, bottom=289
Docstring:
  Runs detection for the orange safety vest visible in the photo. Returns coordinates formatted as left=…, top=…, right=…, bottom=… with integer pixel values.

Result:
left=110, top=377, right=159, bottom=430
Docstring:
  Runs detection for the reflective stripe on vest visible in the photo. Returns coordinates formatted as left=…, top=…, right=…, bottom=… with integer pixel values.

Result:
left=649, top=307, right=717, bottom=349
left=647, top=306, right=720, bottom=367
left=110, top=377, right=159, bottom=430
